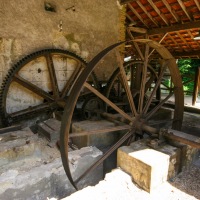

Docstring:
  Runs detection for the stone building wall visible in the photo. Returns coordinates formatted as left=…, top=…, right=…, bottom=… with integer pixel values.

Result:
left=0, top=0, right=122, bottom=86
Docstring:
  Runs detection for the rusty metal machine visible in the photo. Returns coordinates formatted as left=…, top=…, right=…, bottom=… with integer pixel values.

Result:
left=0, top=39, right=199, bottom=190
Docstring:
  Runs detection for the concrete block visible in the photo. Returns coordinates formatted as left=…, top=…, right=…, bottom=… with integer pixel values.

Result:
left=129, top=139, right=181, bottom=180
left=72, top=120, right=122, bottom=149
left=118, top=146, right=169, bottom=193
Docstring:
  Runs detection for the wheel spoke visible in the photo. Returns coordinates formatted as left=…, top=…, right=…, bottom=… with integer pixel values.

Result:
left=138, top=43, right=149, bottom=113
left=143, top=61, right=168, bottom=115
left=132, top=42, right=144, bottom=61
left=60, top=62, right=82, bottom=98
left=13, top=74, right=54, bottom=101
left=74, top=129, right=134, bottom=184
left=45, top=53, right=60, bottom=98
left=70, top=125, right=130, bottom=138
left=116, top=52, right=137, bottom=116
left=145, top=92, right=174, bottom=120
left=84, top=82, right=133, bottom=122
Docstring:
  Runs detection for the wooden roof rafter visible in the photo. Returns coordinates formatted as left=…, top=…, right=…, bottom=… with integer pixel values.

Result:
left=121, top=0, right=200, bottom=59
left=177, top=0, right=192, bottom=21
left=147, top=0, right=169, bottom=25
left=194, top=0, right=200, bottom=12
left=127, top=3, right=149, bottom=28
left=136, top=1, right=159, bottom=27
left=161, top=0, right=180, bottom=23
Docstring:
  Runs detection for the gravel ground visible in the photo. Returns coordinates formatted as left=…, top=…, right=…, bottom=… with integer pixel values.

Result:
left=63, top=165, right=200, bottom=200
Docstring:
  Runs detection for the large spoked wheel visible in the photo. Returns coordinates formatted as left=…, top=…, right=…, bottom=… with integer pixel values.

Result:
left=0, top=49, right=98, bottom=127
left=60, top=39, right=184, bottom=189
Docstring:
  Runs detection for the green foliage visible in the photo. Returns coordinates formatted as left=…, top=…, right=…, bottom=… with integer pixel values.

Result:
left=177, top=59, right=200, bottom=94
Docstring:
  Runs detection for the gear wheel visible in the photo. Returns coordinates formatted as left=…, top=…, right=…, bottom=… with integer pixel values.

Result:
left=0, top=49, right=98, bottom=127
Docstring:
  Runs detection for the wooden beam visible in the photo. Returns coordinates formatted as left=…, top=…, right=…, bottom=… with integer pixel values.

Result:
left=162, top=0, right=180, bottom=23
left=194, top=0, right=200, bottom=11
left=177, top=0, right=192, bottom=21
left=172, top=50, right=200, bottom=57
left=120, top=0, right=138, bottom=4
left=137, top=1, right=159, bottom=27
left=147, top=0, right=169, bottom=25
left=148, top=21, right=200, bottom=35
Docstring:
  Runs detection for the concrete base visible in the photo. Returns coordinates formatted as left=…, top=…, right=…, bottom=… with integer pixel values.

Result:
left=117, top=139, right=181, bottom=193
left=72, top=120, right=123, bottom=149
left=0, top=128, right=103, bottom=200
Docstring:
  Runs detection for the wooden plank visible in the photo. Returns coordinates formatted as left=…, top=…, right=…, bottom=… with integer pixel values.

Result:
left=120, top=0, right=137, bottom=4
left=173, top=50, right=200, bottom=57
left=148, top=21, right=200, bottom=35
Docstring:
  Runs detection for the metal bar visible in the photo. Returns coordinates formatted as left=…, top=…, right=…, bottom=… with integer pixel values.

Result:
left=9, top=102, right=56, bottom=118
left=74, top=129, right=134, bottom=184
left=61, top=63, right=82, bottom=98
left=143, top=62, right=167, bottom=115
left=69, top=125, right=130, bottom=138
left=145, top=92, right=174, bottom=120
left=138, top=43, right=149, bottom=113
left=84, top=82, right=133, bottom=122
left=164, top=132, right=200, bottom=149
left=116, top=52, right=138, bottom=116
left=13, top=74, right=54, bottom=101
left=45, top=53, right=60, bottom=98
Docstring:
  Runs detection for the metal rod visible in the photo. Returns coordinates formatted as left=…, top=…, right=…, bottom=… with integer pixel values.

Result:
left=45, top=53, right=60, bottom=98
left=69, top=125, right=130, bottom=138
left=143, top=61, right=168, bottom=115
left=116, top=51, right=138, bottom=116
left=84, top=82, right=133, bottom=122
left=164, top=132, right=200, bottom=149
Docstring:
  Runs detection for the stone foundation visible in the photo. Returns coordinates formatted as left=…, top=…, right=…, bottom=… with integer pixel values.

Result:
left=0, top=128, right=103, bottom=199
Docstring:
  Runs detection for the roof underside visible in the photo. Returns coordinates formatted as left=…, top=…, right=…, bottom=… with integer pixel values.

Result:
left=121, top=0, right=200, bottom=59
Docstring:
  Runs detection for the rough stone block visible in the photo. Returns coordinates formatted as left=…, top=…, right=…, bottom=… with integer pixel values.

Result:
left=167, top=129, right=200, bottom=170
left=118, top=145, right=170, bottom=193
left=0, top=128, right=103, bottom=200
left=0, top=128, right=41, bottom=168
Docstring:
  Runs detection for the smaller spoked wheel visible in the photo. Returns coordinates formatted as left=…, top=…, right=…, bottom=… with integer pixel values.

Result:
left=105, top=60, right=158, bottom=113
left=81, top=97, right=103, bottom=120
left=0, top=49, right=98, bottom=127
left=60, top=39, right=184, bottom=189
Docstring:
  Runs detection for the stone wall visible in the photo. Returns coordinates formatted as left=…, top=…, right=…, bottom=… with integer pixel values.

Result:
left=0, top=0, right=122, bottom=86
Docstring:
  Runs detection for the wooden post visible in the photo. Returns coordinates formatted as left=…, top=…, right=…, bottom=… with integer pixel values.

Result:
left=192, top=67, right=200, bottom=106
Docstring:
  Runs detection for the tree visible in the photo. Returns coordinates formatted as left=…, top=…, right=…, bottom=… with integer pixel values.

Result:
left=177, top=59, right=200, bottom=94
